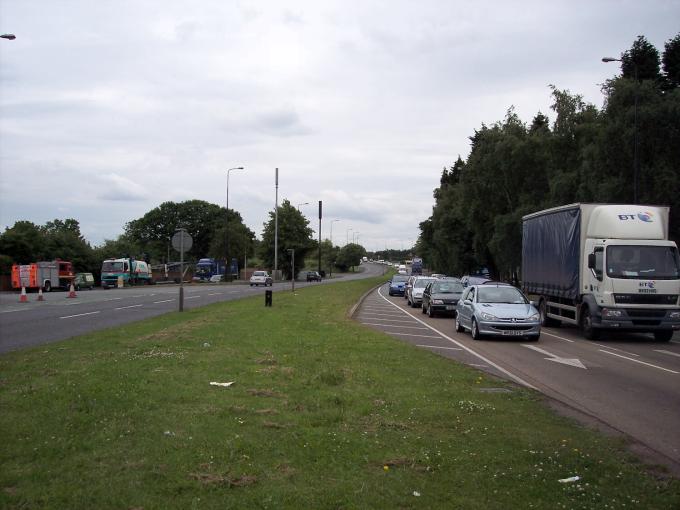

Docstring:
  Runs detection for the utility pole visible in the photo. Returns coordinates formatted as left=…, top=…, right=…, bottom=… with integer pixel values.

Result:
left=274, top=168, right=279, bottom=279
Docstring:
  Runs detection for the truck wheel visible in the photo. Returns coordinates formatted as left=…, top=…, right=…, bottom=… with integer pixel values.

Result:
left=654, top=330, right=673, bottom=342
left=471, top=318, right=482, bottom=340
left=539, top=300, right=560, bottom=327
left=580, top=307, right=600, bottom=340
left=44, top=281, right=52, bottom=293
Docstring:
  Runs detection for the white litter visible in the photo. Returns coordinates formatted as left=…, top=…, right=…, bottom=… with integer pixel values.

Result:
left=210, top=381, right=234, bottom=387
left=412, top=491, right=421, bottom=497
left=203, top=342, right=211, bottom=347
left=558, top=476, right=580, bottom=483
left=164, top=430, right=175, bottom=436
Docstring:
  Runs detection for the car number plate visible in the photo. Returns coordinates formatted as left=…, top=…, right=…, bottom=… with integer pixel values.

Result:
left=502, top=330, right=524, bottom=336
left=445, top=305, right=455, bottom=310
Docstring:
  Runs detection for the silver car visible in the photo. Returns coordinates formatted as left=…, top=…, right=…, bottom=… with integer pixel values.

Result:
left=455, top=284, right=540, bottom=340
left=406, top=276, right=437, bottom=308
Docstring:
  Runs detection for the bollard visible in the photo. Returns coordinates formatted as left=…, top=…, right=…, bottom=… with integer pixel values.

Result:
left=265, top=290, right=272, bottom=307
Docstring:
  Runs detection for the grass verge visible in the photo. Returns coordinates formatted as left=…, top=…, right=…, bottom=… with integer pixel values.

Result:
left=1, top=276, right=679, bottom=509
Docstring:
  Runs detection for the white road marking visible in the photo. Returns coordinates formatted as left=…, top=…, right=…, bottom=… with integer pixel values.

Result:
left=376, top=287, right=537, bottom=389
left=416, top=344, right=463, bottom=350
left=359, top=311, right=406, bottom=318
left=0, top=308, right=30, bottom=314
left=359, top=316, right=421, bottom=324
left=185, top=296, right=200, bottom=300
left=522, top=344, right=587, bottom=369
left=59, top=311, right=100, bottom=319
left=207, top=293, right=222, bottom=296
left=541, top=331, right=575, bottom=343
left=390, top=332, right=443, bottom=339
left=104, top=297, right=123, bottom=302
left=361, top=322, right=429, bottom=330
left=115, top=304, right=143, bottom=310
left=153, top=299, right=174, bottom=304
left=229, top=291, right=239, bottom=294
left=591, top=343, right=640, bottom=357
left=131, top=295, right=144, bottom=298
left=654, top=349, right=680, bottom=358
left=468, top=364, right=489, bottom=368
left=598, top=350, right=679, bottom=374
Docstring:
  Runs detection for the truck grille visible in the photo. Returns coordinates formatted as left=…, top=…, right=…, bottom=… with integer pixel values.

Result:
left=625, top=310, right=668, bottom=318
left=613, top=294, right=678, bottom=305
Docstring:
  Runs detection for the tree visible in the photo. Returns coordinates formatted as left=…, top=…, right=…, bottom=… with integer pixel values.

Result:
left=0, top=221, right=45, bottom=265
left=335, top=243, right=365, bottom=272
left=260, top=199, right=314, bottom=279
left=621, top=35, right=661, bottom=82
left=662, top=33, right=680, bottom=88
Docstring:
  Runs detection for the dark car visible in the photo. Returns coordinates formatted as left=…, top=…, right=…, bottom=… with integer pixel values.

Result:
left=421, top=280, right=464, bottom=317
left=388, top=274, right=409, bottom=296
left=306, top=271, right=322, bottom=282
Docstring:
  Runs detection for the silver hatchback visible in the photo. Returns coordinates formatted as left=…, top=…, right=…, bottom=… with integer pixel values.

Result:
left=455, top=284, right=540, bottom=340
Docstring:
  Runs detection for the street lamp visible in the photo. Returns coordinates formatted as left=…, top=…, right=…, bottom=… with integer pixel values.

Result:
left=297, top=202, right=309, bottom=211
left=329, top=219, right=340, bottom=247
left=353, top=232, right=360, bottom=244
left=603, top=56, right=639, bottom=204
left=226, top=166, right=244, bottom=280
left=346, top=228, right=352, bottom=246
left=1, top=34, right=16, bottom=40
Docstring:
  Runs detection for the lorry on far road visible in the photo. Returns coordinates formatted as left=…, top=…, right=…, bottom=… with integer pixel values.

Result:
left=193, top=258, right=225, bottom=282
left=11, top=259, right=75, bottom=292
left=411, top=257, right=423, bottom=275
left=101, top=258, right=152, bottom=288
left=522, top=203, right=680, bottom=341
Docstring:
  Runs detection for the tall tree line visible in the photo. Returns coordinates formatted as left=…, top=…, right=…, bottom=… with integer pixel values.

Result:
left=418, top=34, right=680, bottom=280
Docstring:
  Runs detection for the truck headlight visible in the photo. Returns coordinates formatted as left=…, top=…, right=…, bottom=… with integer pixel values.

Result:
left=602, top=308, right=624, bottom=318
left=670, top=311, right=680, bottom=319
left=432, top=299, right=444, bottom=304
left=480, top=312, right=497, bottom=321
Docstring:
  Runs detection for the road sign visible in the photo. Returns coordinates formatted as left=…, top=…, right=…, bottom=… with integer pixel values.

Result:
left=172, top=229, right=192, bottom=253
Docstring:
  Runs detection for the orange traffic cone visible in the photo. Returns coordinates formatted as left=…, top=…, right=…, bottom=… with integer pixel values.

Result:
left=37, top=287, right=44, bottom=301
left=19, top=286, right=28, bottom=303
left=67, top=282, right=77, bottom=298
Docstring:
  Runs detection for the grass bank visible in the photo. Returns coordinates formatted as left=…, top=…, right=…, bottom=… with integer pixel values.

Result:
left=1, top=277, right=679, bottom=509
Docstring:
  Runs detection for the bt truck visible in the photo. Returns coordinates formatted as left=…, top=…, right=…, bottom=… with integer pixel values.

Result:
left=411, top=257, right=423, bottom=275
left=522, top=203, right=680, bottom=341
left=101, top=258, right=152, bottom=288
left=193, top=258, right=225, bottom=282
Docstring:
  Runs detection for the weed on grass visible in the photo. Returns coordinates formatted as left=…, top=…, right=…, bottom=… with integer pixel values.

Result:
left=1, top=278, right=680, bottom=509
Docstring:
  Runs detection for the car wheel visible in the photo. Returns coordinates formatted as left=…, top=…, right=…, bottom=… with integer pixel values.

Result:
left=471, top=318, right=481, bottom=340
left=455, top=314, right=464, bottom=333
left=580, top=307, right=600, bottom=340
left=654, top=330, right=673, bottom=342
left=427, top=305, right=435, bottom=318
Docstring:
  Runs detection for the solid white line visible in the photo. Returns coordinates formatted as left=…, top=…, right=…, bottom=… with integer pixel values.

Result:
left=598, top=350, right=679, bottom=374
left=592, top=343, right=640, bottom=357
left=416, top=344, right=463, bottom=350
left=361, top=322, right=429, bottom=330
left=59, top=311, right=100, bottom=319
left=654, top=349, right=680, bottom=358
left=376, top=287, right=537, bottom=389
left=153, top=299, right=174, bottom=304
left=541, top=331, right=575, bottom=343
left=115, top=304, right=143, bottom=310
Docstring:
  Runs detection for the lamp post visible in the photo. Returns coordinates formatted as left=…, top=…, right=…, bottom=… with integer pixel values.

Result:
left=330, top=219, right=340, bottom=247
left=296, top=202, right=309, bottom=211
left=346, top=228, right=352, bottom=246
left=603, top=56, right=639, bottom=204
left=1, top=34, right=16, bottom=40
left=226, top=166, right=244, bottom=280
left=274, top=168, right=279, bottom=280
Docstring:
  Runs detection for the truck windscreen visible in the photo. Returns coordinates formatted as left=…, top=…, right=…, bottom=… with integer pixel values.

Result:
left=606, top=246, right=680, bottom=279
left=102, top=262, right=124, bottom=272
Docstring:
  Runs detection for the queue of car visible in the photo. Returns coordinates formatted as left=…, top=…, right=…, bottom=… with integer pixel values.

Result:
left=386, top=271, right=541, bottom=340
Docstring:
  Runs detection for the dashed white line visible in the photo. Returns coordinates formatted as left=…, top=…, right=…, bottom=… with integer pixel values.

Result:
left=104, top=297, right=123, bottom=302
left=362, top=322, right=429, bottom=330
left=541, top=331, right=575, bottom=343
left=416, top=344, right=463, bottom=350
left=592, top=343, right=640, bottom=357
left=153, top=299, right=174, bottom=304
left=598, top=350, right=679, bottom=374
left=654, top=349, right=680, bottom=358
left=360, top=316, right=422, bottom=324
left=207, top=293, right=222, bottom=296
left=115, top=304, right=143, bottom=310
left=130, top=295, right=144, bottom=298
left=59, top=311, right=100, bottom=319
left=185, top=296, right=200, bottom=300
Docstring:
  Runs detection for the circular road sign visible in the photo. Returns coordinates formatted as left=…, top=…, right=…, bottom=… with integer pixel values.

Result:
left=172, top=230, right=193, bottom=253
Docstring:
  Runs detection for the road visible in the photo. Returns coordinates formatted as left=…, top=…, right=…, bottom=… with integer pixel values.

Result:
left=0, top=263, right=385, bottom=355
left=355, top=282, right=680, bottom=474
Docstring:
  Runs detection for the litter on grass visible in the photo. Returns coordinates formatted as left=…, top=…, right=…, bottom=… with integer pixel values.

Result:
left=210, top=381, right=235, bottom=387
left=413, top=491, right=421, bottom=497
left=558, top=476, right=580, bottom=483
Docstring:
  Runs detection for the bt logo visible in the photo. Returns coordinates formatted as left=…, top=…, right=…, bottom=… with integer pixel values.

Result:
left=617, top=211, right=654, bottom=222
left=639, top=281, right=655, bottom=289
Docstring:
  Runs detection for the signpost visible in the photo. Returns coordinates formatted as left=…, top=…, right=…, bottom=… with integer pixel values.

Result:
left=172, top=229, right=192, bottom=312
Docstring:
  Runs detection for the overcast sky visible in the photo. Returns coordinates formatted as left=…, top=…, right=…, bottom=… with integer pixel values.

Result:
left=1, top=1, right=678, bottom=252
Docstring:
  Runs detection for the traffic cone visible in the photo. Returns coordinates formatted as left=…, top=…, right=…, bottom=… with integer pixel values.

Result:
left=67, top=282, right=77, bottom=298
left=37, top=288, right=44, bottom=301
left=19, top=286, right=28, bottom=303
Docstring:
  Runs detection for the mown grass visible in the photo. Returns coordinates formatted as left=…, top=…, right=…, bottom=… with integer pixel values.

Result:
left=1, top=276, right=679, bottom=509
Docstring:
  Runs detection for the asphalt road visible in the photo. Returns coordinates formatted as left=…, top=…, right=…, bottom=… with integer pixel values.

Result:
left=0, top=263, right=385, bottom=355
left=355, top=282, right=680, bottom=474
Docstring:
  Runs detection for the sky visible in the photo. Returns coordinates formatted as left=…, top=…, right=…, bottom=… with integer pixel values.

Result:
left=1, top=1, right=678, bottom=252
